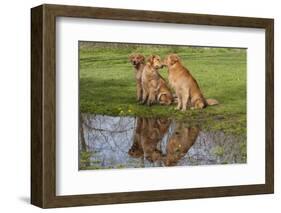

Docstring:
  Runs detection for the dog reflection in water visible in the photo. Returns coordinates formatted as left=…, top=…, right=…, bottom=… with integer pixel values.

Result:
left=128, top=118, right=144, bottom=158
left=164, top=124, right=200, bottom=166
left=128, top=118, right=200, bottom=166
left=128, top=117, right=170, bottom=162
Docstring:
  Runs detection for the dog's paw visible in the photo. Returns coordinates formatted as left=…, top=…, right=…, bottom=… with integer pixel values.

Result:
left=175, top=104, right=182, bottom=110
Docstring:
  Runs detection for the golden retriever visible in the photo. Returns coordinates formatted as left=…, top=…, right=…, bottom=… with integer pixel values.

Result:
left=141, top=55, right=173, bottom=106
left=163, top=54, right=218, bottom=111
left=129, top=53, right=146, bottom=102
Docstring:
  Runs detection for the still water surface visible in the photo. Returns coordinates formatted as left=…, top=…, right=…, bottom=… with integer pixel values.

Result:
left=79, top=114, right=246, bottom=170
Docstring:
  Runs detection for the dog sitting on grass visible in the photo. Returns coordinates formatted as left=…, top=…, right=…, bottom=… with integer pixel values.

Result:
left=141, top=55, right=173, bottom=106
left=162, top=54, right=219, bottom=111
left=129, top=53, right=146, bottom=102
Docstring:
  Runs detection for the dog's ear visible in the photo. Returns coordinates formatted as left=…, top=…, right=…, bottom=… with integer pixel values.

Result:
left=147, top=55, right=155, bottom=65
left=139, top=54, right=145, bottom=63
left=169, top=54, right=180, bottom=65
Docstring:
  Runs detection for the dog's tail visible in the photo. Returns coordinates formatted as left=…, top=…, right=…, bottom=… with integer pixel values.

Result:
left=157, top=92, right=166, bottom=102
left=158, top=92, right=173, bottom=105
left=206, top=98, right=219, bottom=106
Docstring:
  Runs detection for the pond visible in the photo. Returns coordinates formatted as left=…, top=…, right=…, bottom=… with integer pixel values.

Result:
left=79, top=114, right=246, bottom=170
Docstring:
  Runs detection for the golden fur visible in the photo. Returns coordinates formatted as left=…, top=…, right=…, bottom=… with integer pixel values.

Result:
left=164, top=124, right=200, bottom=166
left=128, top=117, right=170, bottom=162
left=141, top=55, right=173, bottom=106
left=128, top=117, right=144, bottom=158
left=129, top=53, right=146, bottom=102
left=163, top=54, right=218, bottom=111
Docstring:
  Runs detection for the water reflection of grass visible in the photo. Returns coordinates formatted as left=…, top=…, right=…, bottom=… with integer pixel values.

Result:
left=240, top=142, right=247, bottom=162
left=213, top=146, right=224, bottom=157
left=79, top=150, right=130, bottom=170
left=79, top=42, right=246, bottom=135
left=79, top=151, right=101, bottom=170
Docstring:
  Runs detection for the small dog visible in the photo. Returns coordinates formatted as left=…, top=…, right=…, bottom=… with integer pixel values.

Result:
left=163, top=54, right=219, bottom=111
left=141, top=55, right=173, bottom=106
left=129, top=53, right=146, bottom=102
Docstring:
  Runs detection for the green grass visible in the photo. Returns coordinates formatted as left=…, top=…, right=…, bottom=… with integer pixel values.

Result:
left=79, top=42, right=247, bottom=135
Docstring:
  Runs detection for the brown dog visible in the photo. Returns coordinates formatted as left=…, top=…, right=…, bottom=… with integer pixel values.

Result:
left=164, top=124, right=200, bottom=166
left=128, top=117, right=144, bottom=158
left=128, top=117, right=171, bottom=163
left=129, top=53, right=146, bottom=102
left=141, top=55, right=173, bottom=106
left=140, top=118, right=170, bottom=162
left=163, top=54, right=218, bottom=111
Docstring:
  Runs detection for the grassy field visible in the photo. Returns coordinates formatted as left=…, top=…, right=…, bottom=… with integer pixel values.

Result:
left=79, top=42, right=247, bottom=135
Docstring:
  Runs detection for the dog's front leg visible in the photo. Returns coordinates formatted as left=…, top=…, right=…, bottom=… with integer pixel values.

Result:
left=141, top=87, right=148, bottom=105
left=147, top=85, right=158, bottom=106
left=147, top=91, right=156, bottom=106
left=136, top=82, right=143, bottom=102
left=175, top=92, right=182, bottom=110
left=181, top=90, right=190, bottom=111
